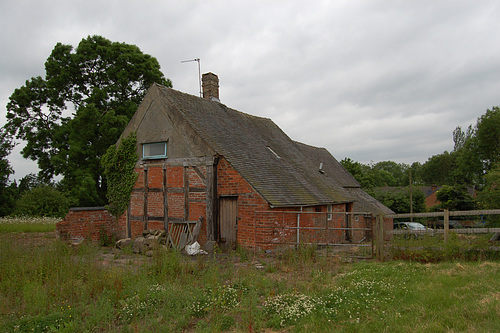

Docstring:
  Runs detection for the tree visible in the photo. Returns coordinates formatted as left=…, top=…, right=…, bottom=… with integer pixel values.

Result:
left=3, top=35, right=171, bottom=206
left=453, top=107, right=500, bottom=185
left=17, top=173, right=49, bottom=195
left=476, top=162, right=500, bottom=210
left=476, top=162, right=500, bottom=226
left=453, top=125, right=474, bottom=152
left=473, top=106, right=500, bottom=171
left=13, top=185, right=75, bottom=218
left=340, top=158, right=374, bottom=188
left=434, top=185, right=476, bottom=211
left=367, top=187, right=426, bottom=214
left=0, top=129, right=15, bottom=216
left=372, top=161, right=410, bottom=186
left=409, top=162, right=424, bottom=185
left=341, top=158, right=414, bottom=188
left=0, top=129, right=14, bottom=186
left=420, top=151, right=456, bottom=185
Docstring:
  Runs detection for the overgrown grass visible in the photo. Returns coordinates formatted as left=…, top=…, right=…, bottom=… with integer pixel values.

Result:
left=391, top=232, right=500, bottom=262
left=0, top=216, right=60, bottom=233
left=0, top=235, right=499, bottom=332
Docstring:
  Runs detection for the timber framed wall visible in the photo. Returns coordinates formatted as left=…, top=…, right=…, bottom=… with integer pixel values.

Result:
left=123, top=156, right=217, bottom=244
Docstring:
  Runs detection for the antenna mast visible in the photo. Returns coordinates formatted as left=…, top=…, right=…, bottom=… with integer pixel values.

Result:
left=181, top=58, right=201, bottom=97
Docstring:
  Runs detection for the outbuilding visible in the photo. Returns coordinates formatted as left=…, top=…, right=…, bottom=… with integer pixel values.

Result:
left=57, top=73, right=393, bottom=251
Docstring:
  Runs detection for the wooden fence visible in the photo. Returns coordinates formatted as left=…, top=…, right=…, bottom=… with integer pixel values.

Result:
left=374, top=209, right=500, bottom=261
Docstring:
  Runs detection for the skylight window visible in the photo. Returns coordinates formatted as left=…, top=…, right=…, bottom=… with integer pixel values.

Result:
left=267, top=146, right=281, bottom=159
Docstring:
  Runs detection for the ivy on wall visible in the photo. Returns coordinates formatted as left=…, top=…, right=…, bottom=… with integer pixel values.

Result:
left=102, top=133, right=138, bottom=218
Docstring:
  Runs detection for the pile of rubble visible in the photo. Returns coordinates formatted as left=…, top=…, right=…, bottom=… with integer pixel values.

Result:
left=115, top=230, right=167, bottom=256
left=115, top=229, right=208, bottom=256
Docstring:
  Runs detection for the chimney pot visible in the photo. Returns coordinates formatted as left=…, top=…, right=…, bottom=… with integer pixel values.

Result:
left=202, top=72, right=219, bottom=101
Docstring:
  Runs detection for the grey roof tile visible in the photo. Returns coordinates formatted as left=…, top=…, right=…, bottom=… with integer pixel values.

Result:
left=156, top=85, right=354, bottom=207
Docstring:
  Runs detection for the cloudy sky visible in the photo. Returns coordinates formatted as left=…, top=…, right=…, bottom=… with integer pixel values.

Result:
left=1, top=0, right=499, bottom=180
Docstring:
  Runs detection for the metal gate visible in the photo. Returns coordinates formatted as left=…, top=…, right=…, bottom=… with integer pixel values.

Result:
left=253, top=210, right=374, bottom=259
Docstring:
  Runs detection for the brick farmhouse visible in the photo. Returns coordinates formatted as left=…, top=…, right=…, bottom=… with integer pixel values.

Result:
left=57, top=73, right=393, bottom=250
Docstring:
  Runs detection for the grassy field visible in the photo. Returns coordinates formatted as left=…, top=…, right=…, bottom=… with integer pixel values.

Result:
left=391, top=232, right=500, bottom=262
left=0, top=216, right=60, bottom=233
left=0, top=228, right=499, bottom=332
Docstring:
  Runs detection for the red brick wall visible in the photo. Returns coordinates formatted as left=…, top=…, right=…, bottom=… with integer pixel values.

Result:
left=215, top=158, right=351, bottom=250
left=120, top=163, right=209, bottom=243
left=252, top=205, right=350, bottom=250
left=56, top=208, right=117, bottom=244
left=59, top=157, right=380, bottom=250
left=217, top=158, right=270, bottom=248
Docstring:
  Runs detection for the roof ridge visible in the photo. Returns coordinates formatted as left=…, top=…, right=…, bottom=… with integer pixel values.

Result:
left=152, top=83, right=355, bottom=206
left=155, top=84, right=273, bottom=122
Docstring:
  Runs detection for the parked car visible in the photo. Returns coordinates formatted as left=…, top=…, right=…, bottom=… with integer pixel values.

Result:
left=426, top=220, right=463, bottom=229
left=393, top=222, right=434, bottom=238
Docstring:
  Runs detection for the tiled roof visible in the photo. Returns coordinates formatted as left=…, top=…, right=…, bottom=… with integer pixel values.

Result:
left=294, top=142, right=360, bottom=188
left=294, top=142, right=394, bottom=214
left=156, top=85, right=354, bottom=207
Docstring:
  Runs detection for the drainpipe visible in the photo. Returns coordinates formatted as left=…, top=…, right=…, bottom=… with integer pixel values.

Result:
left=297, top=206, right=303, bottom=246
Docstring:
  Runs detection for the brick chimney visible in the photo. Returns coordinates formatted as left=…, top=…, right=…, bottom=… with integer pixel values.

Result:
left=202, top=72, right=219, bottom=101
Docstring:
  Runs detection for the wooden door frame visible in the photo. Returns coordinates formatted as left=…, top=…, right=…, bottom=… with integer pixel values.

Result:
left=217, top=195, right=239, bottom=248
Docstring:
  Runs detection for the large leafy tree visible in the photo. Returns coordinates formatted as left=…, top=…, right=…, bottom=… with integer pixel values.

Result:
left=416, top=107, right=499, bottom=187
left=367, top=187, right=426, bottom=214
left=420, top=151, right=457, bottom=185
left=340, top=158, right=373, bottom=188
left=340, top=158, right=413, bottom=188
left=3, top=35, right=171, bottom=206
left=452, top=106, right=500, bottom=186
left=0, top=129, right=16, bottom=216
left=476, top=162, right=500, bottom=210
left=471, top=106, right=500, bottom=172
left=434, top=185, right=476, bottom=211
left=372, top=161, right=410, bottom=186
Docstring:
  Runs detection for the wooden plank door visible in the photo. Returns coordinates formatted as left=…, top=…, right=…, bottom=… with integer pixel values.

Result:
left=219, top=197, right=238, bottom=249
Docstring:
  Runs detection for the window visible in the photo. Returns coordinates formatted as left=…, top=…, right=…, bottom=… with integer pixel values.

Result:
left=266, top=146, right=281, bottom=159
left=327, top=205, right=333, bottom=221
left=143, top=142, right=167, bottom=159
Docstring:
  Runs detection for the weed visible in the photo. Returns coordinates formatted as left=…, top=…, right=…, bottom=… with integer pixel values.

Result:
left=98, top=225, right=116, bottom=247
left=119, top=283, right=167, bottom=323
left=1, top=231, right=499, bottom=332
left=391, top=232, right=500, bottom=262
left=235, top=245, right=250, bottom=262
left=264, top=293, right=324, bottom=327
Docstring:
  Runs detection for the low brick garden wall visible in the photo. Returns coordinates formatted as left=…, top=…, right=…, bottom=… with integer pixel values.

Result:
left=56, top=207, right=117, bottom=244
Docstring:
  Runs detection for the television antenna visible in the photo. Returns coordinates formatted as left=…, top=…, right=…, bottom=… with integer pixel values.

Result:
left=181, top=58, right=201, bottom=97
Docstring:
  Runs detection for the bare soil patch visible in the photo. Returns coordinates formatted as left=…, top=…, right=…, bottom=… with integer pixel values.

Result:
left=0, top=231, right=58, bottom=247
left=0, top=232, right=265, bottom=272
left=1, top=232, right=150, bottom=270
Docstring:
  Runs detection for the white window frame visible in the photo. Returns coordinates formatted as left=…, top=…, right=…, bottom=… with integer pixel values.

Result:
left=142, top=142, right=167, bottom=159
left=327, top=205, right=333, bottom=221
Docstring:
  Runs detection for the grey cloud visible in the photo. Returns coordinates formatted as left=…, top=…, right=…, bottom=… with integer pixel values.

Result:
left=1, top=0, right=499, bottom=180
